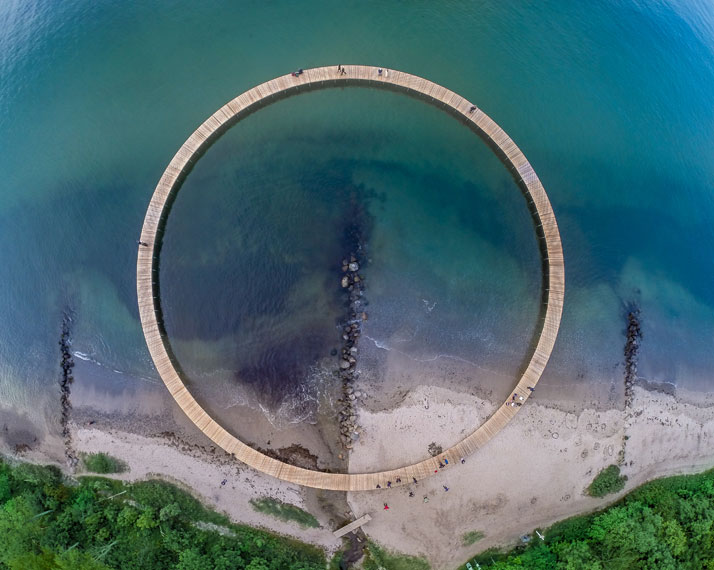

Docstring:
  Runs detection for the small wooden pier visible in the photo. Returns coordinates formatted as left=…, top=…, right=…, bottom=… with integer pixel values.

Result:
left=333, top=514, right=372, bottom=538
left=137, top=65, right=565, bottom=491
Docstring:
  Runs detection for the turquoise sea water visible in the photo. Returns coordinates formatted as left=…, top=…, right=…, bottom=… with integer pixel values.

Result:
left=1, top=1, right=713, bottom=430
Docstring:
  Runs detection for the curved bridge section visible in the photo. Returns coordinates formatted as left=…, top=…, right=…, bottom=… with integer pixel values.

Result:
left=137, top=65, right=564, bottom=491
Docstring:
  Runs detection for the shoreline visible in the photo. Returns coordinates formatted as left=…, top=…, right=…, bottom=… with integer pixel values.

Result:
left=3, top=351, right=714, bottom=568
left=345, top=382, right=714, bottom=569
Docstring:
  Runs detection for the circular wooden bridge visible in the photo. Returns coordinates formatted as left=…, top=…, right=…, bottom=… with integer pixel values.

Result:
left=137, top=65, right=564, bottom=491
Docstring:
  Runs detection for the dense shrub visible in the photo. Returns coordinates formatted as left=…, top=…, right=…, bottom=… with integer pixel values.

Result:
left=464, top=467, right=714, bottom=569
left=0, top=459, right=325, bottom=570
left=82, top=453, right=127, bottom=474
left=588, top=464, right=627, bottom=497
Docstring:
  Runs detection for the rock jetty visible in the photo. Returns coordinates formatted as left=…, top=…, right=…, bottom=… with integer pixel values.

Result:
left=623, top=308, right=642, bottom=410
left=335, top=251, right=368, bottom=451
left=59, top=312, right=78, bottom=469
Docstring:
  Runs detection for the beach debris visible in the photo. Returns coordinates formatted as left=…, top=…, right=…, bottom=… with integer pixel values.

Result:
left=427, top=442, right=443, bottom=457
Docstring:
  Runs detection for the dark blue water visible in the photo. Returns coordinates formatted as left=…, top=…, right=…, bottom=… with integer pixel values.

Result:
left=1, top=1, right=713, bottom=431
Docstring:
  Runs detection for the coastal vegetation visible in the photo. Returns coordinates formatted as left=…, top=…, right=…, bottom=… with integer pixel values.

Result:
left=462, top=530, right=485, bottom=546
left=463, top=467, right=714, bottom=569
left=0, top=459, right=325, bottom=569
left=363, top=541, right=430, bottom=570
left=587, top=464, right=627, bottom=497
left=249, top=497, right=320, bottom=529
left=81, top=453, right=127, bottom=475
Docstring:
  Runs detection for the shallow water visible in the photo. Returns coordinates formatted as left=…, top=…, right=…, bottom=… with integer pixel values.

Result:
left=1, top=1, right=713, bottom=431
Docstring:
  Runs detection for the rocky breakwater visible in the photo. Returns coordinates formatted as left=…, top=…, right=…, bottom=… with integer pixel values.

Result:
left=619, top=307, right=642, bottom=465
left=59, top=312, right=78, bottom=469
left=624, top=308, right=642, bottom=410
left=336, top=254, right=368, bottom=452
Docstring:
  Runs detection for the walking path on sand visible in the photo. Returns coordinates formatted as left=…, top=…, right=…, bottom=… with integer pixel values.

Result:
left=136, top=65, right=564, bottom=491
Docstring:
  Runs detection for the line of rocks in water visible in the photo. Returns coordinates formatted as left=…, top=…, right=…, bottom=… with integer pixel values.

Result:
left=619, top=308, right=642, bottom=465
left=59, top=312, right=78, bottom=469
left=624, top=309, right=642, bottom=410
left=336, top=254, right=368, bottom=451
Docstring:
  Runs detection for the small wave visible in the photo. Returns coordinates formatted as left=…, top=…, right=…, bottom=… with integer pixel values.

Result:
left=250, top=362, right=336, bottom=428
left=363, top=334, right=510, bottom=379
left=364, top=334, right=392, bottom=351
left=73, top=351, right=94, bottom=362
left=73, top=351, right=159, bottom=385
left=636, top=375, right=678, bottom=389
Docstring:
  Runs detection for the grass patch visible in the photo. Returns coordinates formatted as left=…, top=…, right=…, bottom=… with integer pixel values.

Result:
left=587, top=464, right=627, bottom=497
left=81, top=452, right=127, bottom=474
left=363, top=541, right=430, bottom=570
left=328, top=549, right=345, bottom=570
left=462, top=530, right=485, bottom=546
left=129, top=478, right=229, bottom=525
left=250, top=496, right=320, bottom=528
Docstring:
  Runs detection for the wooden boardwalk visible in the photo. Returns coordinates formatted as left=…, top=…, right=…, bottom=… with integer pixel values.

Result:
left=137, top=65, right=565, bottom=491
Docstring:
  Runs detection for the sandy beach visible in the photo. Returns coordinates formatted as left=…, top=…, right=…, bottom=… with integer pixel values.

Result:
left=4, top=352, right=714, bottom=570
left=346, top=383, right=714, bottom=569
left=72, top=426, right=345, bottom=553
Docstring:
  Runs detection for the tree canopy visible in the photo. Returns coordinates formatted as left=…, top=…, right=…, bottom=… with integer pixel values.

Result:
left=466, top=468, right=714, bottom=569
left=0, top=459, right=325, bottom=570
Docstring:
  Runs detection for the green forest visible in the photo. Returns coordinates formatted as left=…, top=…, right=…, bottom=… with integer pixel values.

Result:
left=465, top=467, right=714, bottom=570
left=8, top=456, right=714, bottom=570
left=0, top=459, right=325, bottom=570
